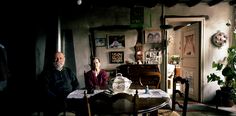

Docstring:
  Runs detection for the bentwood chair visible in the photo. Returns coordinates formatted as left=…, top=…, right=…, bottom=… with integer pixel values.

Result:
left=86, top=90, right=138, bottom=116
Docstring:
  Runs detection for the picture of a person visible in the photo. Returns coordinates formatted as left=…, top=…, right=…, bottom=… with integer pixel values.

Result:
left=147, top=33, right=154, bottom=43
left=153, top=33, right=161, bottom=43
left=146, top=32, right=161, bottom=44
left=183, top=34, right=195, bottom=56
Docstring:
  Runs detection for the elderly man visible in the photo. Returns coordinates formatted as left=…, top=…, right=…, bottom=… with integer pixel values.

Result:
left=38, top=52, right=79, bottom=116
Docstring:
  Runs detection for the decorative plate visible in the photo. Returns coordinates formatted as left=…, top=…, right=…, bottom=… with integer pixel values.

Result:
left=211, top=31, right=227, bottom=47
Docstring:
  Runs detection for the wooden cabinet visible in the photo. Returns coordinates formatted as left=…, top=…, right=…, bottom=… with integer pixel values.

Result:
left=116, top=64, right=161, bottom=89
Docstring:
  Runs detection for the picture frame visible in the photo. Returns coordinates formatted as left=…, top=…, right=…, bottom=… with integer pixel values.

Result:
left=145, top=49, right=162, bottom=64
left=109, top=51, right=124, bottom=63
left=107, top=34, right=125, bottom=49
left=182, top=31, right=195, bottom=57
left=145, top=29, right=162, bottom=44
left=95, top=38, right=106, bottom=47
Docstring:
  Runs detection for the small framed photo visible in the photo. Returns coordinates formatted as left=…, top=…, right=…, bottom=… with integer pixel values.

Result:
left=109, top=51, right=124, bottom=63
left=145, top=29, right=162, bottom=44
left=107, top=34, right=125, bottom=49
left=95, top=38, right=106, bottom=47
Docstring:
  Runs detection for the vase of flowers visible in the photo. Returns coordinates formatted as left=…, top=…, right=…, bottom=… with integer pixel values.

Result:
left=170, top=55, right=181, bottom=65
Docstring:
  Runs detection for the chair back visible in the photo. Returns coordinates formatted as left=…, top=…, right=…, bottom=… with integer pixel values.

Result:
left=172, top=76, right=189, bottom=116
left=83, top=91, right=92, bottom=116
left=87, top=91, right=138, bottom=116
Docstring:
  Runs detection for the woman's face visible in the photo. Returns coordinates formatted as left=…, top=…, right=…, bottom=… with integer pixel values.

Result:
left=93, top=58, right=101, bottom=69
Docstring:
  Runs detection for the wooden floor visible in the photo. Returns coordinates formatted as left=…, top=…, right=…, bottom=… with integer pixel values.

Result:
left=31, top=105, right=236, bottom=116
left=30, top=101, right=236, bottom=116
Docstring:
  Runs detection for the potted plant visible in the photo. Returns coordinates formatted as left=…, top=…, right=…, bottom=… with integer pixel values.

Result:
left=207, top=46, right=236, bottom=106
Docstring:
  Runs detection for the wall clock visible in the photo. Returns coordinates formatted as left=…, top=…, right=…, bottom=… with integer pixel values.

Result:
left=211, top=31, right=227, bottom=47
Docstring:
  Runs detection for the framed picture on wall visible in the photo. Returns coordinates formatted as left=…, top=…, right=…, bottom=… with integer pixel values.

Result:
left=95, top=38, right=106, bottom=47
left=182, top=31, right=195, bottom=57
left=109, top=51, right=124, bottom=63
left=145, top=29, right=162, bottom=44
left=107, top=34, right=125, bottom=49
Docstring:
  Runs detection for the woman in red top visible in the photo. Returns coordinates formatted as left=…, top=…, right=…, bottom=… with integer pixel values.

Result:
left=84, top=57, right=109, bottom=92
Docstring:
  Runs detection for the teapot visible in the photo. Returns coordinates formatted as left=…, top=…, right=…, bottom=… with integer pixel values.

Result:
left=109, top=73, right=132, bottom=93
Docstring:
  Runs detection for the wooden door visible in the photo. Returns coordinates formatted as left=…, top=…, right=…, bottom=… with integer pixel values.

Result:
left=181, top=22, right=200, bottom=101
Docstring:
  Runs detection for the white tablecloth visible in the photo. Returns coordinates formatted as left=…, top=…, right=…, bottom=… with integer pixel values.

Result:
left=67, top=89, right=170, bottom=99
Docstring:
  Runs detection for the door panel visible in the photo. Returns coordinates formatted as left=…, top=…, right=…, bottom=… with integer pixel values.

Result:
left=166, top=20, right=201, bottom=101
left=181, top=23, right=199, bottom=101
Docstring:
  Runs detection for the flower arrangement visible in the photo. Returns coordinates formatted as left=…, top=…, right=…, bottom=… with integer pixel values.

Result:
left=170, top=55, right=181, bottom=64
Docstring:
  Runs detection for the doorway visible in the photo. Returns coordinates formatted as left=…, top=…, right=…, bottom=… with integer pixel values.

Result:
left=165, top=17, right=205, bottom=102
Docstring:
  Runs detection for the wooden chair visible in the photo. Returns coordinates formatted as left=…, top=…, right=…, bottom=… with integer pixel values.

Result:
left=172, top=76, right=189, bottom=116
left=71, top=91, right=92, bottom=116
left=86, top=90, right=138, bottom=116
left=138, top=71, right=161, bottom=89
left=83, top=91, right=92, bottom=116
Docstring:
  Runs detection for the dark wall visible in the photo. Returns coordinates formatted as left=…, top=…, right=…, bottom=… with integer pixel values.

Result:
left=0, top=1, right=60, bottom=114
left=0, top=21, right=37, bottom=115
left=62, top=29, right=77, bottom=73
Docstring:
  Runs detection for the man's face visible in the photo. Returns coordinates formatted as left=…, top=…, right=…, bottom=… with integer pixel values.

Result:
left=54, top=52, right=65, bottom=70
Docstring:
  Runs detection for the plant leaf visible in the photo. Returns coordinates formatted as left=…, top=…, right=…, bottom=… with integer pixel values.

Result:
left=212, top=61, right=223, bottom=70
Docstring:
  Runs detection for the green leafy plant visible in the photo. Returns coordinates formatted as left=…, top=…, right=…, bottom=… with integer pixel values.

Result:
left=207, top=46, right=236, bottom=103
left=207, top=46, right=236, bottom=88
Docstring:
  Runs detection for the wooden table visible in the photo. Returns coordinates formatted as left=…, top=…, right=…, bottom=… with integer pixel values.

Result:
left=67, top=89, right=171, bottom=115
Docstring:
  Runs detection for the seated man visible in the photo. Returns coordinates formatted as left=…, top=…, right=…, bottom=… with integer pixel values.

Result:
left=38, top=52, right=79, bottom=116
left=84, top=57, right=109, bottom=93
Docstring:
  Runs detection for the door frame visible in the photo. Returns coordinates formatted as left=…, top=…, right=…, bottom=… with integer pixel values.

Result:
left=164, top=16, right=206, bottom=102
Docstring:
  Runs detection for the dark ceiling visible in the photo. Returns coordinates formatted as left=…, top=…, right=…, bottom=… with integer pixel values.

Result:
left=71, top=0, right=235, bottom=8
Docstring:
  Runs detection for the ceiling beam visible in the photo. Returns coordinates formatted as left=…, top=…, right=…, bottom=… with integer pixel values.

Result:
left=186, top=0, right=202, bottom=7
left=207, top=0, right=224, bottom=6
